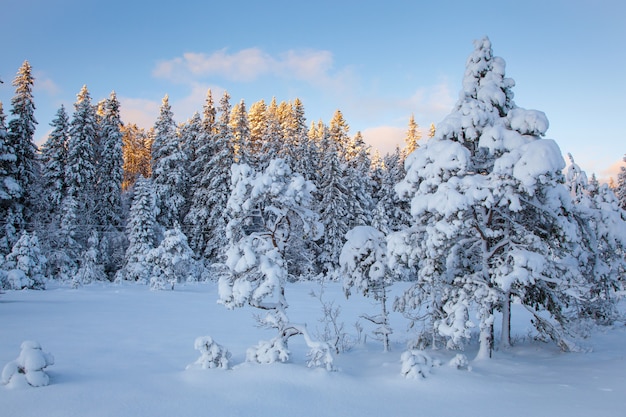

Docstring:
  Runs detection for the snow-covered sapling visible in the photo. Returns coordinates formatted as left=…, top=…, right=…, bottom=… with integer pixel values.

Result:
left=188, top=336, right=231, bottom=370
left=2, top=341, right=55, bottom=388
left=340, top=226, right=393, bottom=352
left=400, top=350, right=435, bottom=380
left=220, top=159, right=333, bottom=370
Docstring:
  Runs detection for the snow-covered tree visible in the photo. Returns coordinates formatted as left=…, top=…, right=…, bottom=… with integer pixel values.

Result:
left=121, top=123, right=151, bottom=190
left=230, top=99, right=252, bottom=165
left=65, top=85, right=98, bottom=248
left=1, top=341, right=54, bottom=388
left=198, top=91, right=235, bottom=261
left=2, top=61, right=39, bottom=251
left=316, top=132, right=350, bottom=275
left=2, top=231, right=46, bottom=290
left=182, top=91, right=219, bottom=256
left=40, top=105, right=69, bottom=215
left=391, top=37, right=586, bottom=359
left=73, top=231, right=106, bottom=287
left=617, top=155, right=626, bottom=210
left=151, top=95, right=187, bottom=228
left=220, top=159, right=332, bottom=369
left=116, top=177, right=159, bottom=283
left=0, top=101, right=21, bottom=255
left=95, top=91, right=124, bottom=230
left=404, top=113, right=421, bottom=156
left=147, top=226, right=199, bottom=290
left=340, top=225, right=393, bottom=351
left=566, top=155, right=626, bottom=324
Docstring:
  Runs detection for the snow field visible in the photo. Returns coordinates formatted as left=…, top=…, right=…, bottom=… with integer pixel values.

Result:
left=1, top=281, right=625, bottom=417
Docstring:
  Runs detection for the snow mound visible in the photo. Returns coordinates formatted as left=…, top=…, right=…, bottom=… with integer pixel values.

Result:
left=187, top=336, right=231, bottom=370
left=2, top=340, right=55, bottom=388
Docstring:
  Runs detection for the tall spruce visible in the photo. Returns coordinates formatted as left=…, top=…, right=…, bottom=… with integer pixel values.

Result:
left=65, top=85, right=98, bottom=248
left=184, top=90, right=221, bottom=256
left=151, top=95, right=187, bottom=228
left=3, top=61, right=39, bottom=251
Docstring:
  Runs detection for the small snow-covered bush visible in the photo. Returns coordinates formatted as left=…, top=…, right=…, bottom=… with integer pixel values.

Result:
left=448, top=353, right=472, bottom=371
left=306, top=341, right=335, bottom=371
left=246, top=337, right=290, bottom=364
left=400, top=350, right=434, bottom=380
left=2, top=232, right=46, bottom=290
left=188, top=336, right=231, bottom=370
left=2, top=341, right=55, bottom=388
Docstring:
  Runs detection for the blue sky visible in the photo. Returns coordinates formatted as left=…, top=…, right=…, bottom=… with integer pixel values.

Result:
left=1, top=0, right=624, bottom=181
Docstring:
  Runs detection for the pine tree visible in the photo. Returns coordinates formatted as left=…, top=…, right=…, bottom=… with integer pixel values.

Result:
left=428, top=123, right=436, bottom=138
left=201, top=91, right=235, bottom=261
left=2, top=231, right=46, bottom=290
left=151, top=95, right=187, bottom=228
left=617, top=155, right=626, bottom=210
left=65, top=85, right=98, bottom=249
left=230, top=99, right=252, bottom=165
left=95, top=92, right=124, bottom=230
left=0, top=102, right=20, bottom=255
left=116, top=177, right=158, bottom=283
left=121, top=124, right=151, bottom=190
left=184, top=90, right=220, bottom=256
left=404, top=114, right=421, bottom=156
left=316, top=131, right=350, bottom=275
left=40, top=106, right=70, bottom=212
left=220, top=158, right=331, bottom=369
left=391, top=37, right=585, bottom=358
left=3, top=61, right=39, bottom=251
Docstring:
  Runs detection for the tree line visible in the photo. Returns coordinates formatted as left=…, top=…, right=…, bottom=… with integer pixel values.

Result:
left=1, top=38, right=626, bottom=359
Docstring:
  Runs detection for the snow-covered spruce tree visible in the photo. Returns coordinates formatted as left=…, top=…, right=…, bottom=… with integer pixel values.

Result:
left=2, top=231, right=46, bottom=290
left=219, top=159, right=333, bottom=369
left=1, top=341, right=54, bottom=388
left=340, top=226, right=393, bottom=352
left=73, top=231, right=106, bottom=287
left=151, top=95, right=188, bottom=229
left=316, top=129, right=350, bottom=276
left=617, top=155, right=626, bottom=211
left=94, top=92, right=125, bottom=278
left=0, top=101, right=21, bottom=256
left=372, top=147, right=411, bottom=235
left=403, top=113, right=421, bottom=157
left=184, top=90, right=218, bottom=257
left=230, top=99, right=253, bottom=166
left=65, top=85, right=98, bottom=250
left=199, top=91, right=235, bottom=262
left=391, top=37, right=585, bottom=359
left=565, top=155, right=626, bottom=324
left=95, top=92, right=123, bottom=229
left=116, top=176, right=159, bottom=283
left=40, top=105, right=69, bottom=218
left=147, top=226, right=199, bottom=290
left=121, top=123, right=151, bottom=190
left=2, top=61, right=39, bottom=252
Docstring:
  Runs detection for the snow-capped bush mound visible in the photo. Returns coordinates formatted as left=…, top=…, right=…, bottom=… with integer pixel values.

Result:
left=400, top=350, right=436, bottom=380
left=187, top=336, right=231, bottom=370
left=246, top=338, right=290, bottom=364
left=448, top=353, right=472, bottom=371
left=2, top=341, right=54, bottom=388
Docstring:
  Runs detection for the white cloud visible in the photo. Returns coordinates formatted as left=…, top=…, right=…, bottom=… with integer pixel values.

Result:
left=361, top=126, right=405, bottom=157
left=153, top=47, right=345, bottom=88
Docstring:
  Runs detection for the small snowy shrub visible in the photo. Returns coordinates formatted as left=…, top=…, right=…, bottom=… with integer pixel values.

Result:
left=448, top=353, right=471, bottom=371
left=2, top=341, right=55, bottom=388
left=400, top=350, right=434, bottom=380
left=3, top=232, right=46, bottom=290
left=188, top=336, right=231, bottom=370
left=246, top=337, right=290, bottom=364
left=306, top=341, right=335, bottom=371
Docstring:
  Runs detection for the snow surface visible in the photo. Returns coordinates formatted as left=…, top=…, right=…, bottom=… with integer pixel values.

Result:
left=1, top=281, right=625, bottom=416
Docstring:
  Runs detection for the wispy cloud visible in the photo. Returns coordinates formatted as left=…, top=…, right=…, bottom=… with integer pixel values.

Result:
left=153, top=47, right=344, bottom=87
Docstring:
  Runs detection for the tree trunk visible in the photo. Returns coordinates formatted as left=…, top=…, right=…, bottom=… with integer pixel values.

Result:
left=500, top=290, right=511, bottom=349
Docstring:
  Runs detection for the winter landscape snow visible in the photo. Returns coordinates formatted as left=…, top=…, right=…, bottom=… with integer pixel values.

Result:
left=2, top=35, right=626, bottom=417
left=1, top=281, right=625, bottom=417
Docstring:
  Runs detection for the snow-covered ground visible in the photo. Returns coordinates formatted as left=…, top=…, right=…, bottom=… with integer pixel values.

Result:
left=1, top=281, right=625, bottom=417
